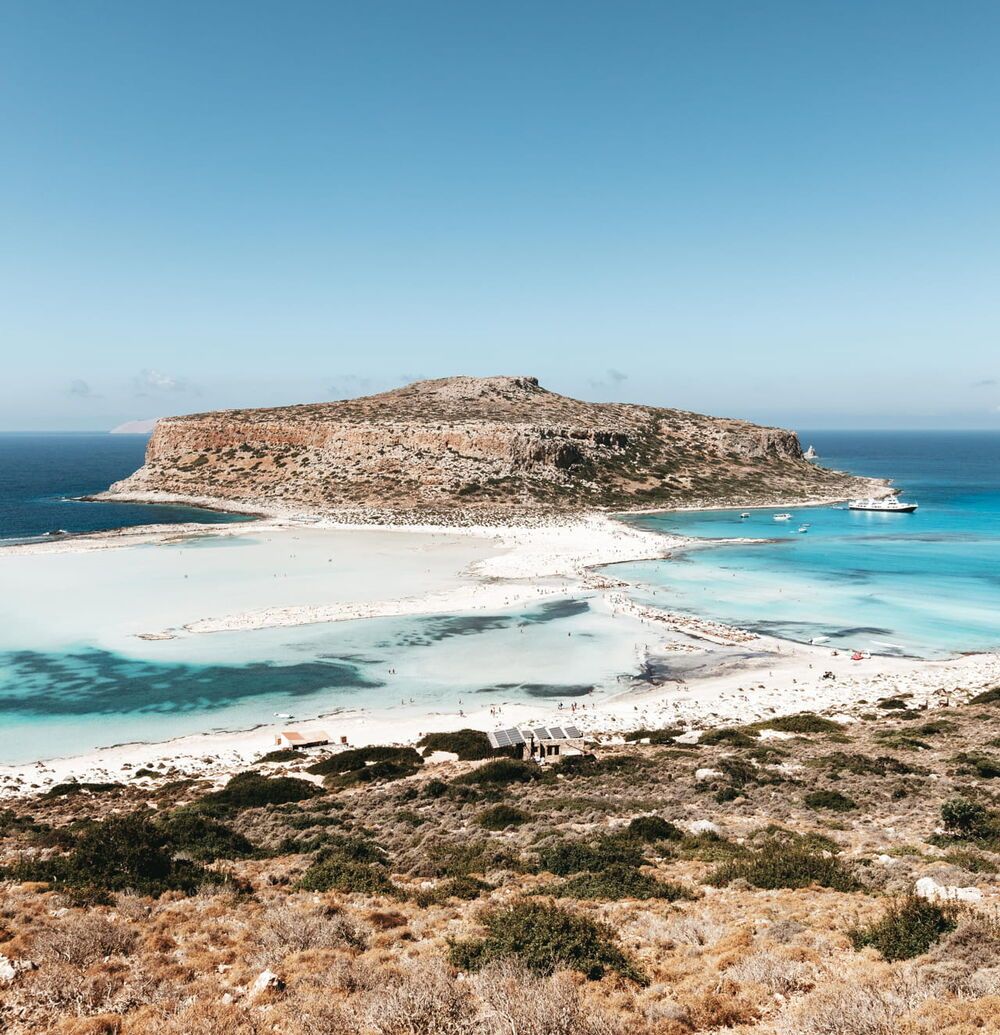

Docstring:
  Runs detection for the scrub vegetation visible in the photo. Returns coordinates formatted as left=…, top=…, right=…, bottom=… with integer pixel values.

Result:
left=2, top=690, right=1000, bottom=1034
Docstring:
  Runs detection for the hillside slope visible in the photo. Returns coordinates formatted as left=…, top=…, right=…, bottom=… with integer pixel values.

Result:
left=103, top=376, right=876, bottom=515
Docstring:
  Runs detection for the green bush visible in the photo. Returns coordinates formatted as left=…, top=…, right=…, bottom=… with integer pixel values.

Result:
left=623, top=727, right=682, bottom=744
left=538, top=835, right=644, bottom=876
left=307, top=746, right=423, bottom=777
left=448, top=900, right=647, bottom=984
left=849, top=895, right=957, bottom=960
left=255, top=748, right=301, bottom=764
left=812, top=752, right=920, bottom=777
left=699, top=727, right=756, bottom=747
left=438, top=875, right=493, bottom=900
left=324, top=759, right=420, bottom=791
left=203, top=771, right=323, bottom=810
left=805, top=789, right=858, bottom=812
left=707, top=839, right=860, bottom=892
left=940, top=798, right=997, bottom=840
left=297, top=848, right=398, bottom=897
left=417, top=729, right=493, bottom=760
left=877, top=698, right=910, bottom=711
left=158, top=810, right=254, bottom=861
left=750, top=713, right=843, bottom=734
left=43, top=781, right=122, bottom=798
left=478, top=804, right=529, bottom=830
left=970, top=687, right=1000, bottom=705
left=626, top=815, right=684, bottom=842
left=454, top=759, right=542, bottom=786
left=954, top=752, right=1000, bottom=779
left=542, top=863, right=696, bottom=902
left=5, top=813, right=217, bottom=901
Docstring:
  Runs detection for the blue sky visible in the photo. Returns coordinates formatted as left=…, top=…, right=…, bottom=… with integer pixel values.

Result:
left=2, top=1, right=999, bottom=430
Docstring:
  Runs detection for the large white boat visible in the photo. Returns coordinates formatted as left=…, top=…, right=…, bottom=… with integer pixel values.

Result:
left=848, top=496, right=918, bottom=513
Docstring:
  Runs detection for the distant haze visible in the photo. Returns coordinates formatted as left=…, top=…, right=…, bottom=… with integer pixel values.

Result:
left=2, top=3, right=998, bottom=432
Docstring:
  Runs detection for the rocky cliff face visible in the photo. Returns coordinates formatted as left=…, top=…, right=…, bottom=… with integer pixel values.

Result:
left=104, top=376, right=873, bottom=515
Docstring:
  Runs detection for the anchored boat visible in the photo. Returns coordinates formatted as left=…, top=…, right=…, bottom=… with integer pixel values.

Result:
left=848, top=496, right=918, bottom=513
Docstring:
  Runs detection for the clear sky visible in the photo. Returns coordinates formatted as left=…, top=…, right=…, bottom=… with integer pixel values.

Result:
left=2, top=1, right=999, bottom=431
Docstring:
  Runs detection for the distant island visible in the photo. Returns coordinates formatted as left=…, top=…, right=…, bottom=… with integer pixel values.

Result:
left=109, top=418, right=160, bottom=435
left=99, top=376, right=878, bottom=516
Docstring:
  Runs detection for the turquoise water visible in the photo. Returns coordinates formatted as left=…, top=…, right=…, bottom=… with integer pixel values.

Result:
left=611, top=431, right=1000, bottom=659
left=0, top=595, right=644, bottom=765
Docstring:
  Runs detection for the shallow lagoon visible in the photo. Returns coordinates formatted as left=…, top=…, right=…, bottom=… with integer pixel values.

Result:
left=611, top=431, right=1000, bottom=659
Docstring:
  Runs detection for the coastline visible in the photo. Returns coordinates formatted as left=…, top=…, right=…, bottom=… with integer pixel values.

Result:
left=2, top=495, right=999, bottom=796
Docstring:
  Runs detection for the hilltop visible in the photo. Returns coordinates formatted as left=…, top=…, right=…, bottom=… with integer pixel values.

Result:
left=101, top=376, right=878, bottom=516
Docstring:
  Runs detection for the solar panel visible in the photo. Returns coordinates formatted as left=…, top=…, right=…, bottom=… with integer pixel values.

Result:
left=488, top=727, right=525, bottom=749
left=533, top=728, right=549, bottom=740
left=564, top=725, right=582, bottom=738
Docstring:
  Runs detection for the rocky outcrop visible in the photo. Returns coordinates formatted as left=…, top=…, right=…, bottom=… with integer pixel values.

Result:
left=103, top=376, right=877, bottom=515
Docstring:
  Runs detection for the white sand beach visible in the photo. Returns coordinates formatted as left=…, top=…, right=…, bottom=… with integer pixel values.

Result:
left=1, top=510, right=998, bottom=796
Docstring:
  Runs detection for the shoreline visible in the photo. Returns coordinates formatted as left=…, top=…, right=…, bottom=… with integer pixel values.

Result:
left=4, top=485, right=994, bottom=799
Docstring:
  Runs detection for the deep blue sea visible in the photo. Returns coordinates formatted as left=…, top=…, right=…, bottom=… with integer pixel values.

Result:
left=0, top=433, right=248, bottom=542
left=614, top=430, right=1000, bottom=659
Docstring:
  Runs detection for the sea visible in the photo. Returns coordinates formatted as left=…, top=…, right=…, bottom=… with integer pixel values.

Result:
left=0, top=433, right=247, bottom=543
left=614, top=430, right=1000, bottom=660
left=0, top=430, right=998, bottom=765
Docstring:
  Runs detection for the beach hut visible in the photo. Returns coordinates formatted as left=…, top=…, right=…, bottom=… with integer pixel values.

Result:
left=487, top=725, right=585, bottom=762
left=275, top=729, right=331, bottom=750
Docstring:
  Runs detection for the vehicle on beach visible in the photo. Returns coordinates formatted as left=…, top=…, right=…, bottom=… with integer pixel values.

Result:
left=848, top=496, right=919, bottom=513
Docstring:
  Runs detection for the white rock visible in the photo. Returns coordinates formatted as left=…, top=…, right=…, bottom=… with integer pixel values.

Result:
left=876, top=854, right=897, bottom=866
left=0, top=957, right=16, bottom=984
left=695, top=768, right=724, bottom=782
left=688, top=820, right=720, bottom=835
left=915, top=876, right=982, bottom=903
left=249, top=969, right=283, bottom=998
left=757, top=729, right=795, bottom=741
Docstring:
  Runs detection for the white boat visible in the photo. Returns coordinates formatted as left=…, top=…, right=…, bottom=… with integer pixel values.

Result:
left=739, top=512, right=750, bottom=519
left=848, top=496, right=918, bottom=513
left=797, top=524, right=810, bottom=533
left=773, top=513, right=792, bottom=521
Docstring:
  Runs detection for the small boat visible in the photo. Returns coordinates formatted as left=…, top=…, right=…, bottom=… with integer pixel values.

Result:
left=851, top=651, right=865, bottom=661
left=739, top=512, right=750, bottom=519
left=797, top=524, right=810, bottom=533
left=849, top=496, right=918, bottom=513
left=773, top=513, right=792, bottom=521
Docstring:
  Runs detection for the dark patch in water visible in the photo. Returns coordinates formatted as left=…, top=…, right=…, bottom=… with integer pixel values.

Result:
left=475, top=682, right=593, bottom=698
left=0, top=649, right=380, bottom=717
left=521, top=598, right=590, bottom=623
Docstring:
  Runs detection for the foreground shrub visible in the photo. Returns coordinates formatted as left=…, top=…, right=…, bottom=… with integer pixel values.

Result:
left=970, top=686, right=1000, bottom=705
left=297, top=851, right=399, bottom=897
left=626, top=815, right=684, bottom=842
left=848, top=895, right=957, bottom=960
left=478, top=804, right=529, bottom=830
left=33, top=914, right=138, bottom=965
left=418, top=728, right=493, bottom=760
left=254, top=748, right=301, bottom=764
left=202, top=771, right=323, bottom=810
left=158, top=809, right=254, bottom=861
left=538, top=835, right=644, bottom=876
left=699, top=727, right=756, bottom=747
left=454, top=759, right=542, bottom=786
left=541, top=863, right=696, bottom=902
left=6, top=812, right=215, bottom=900
left=954, top=751, right=1000, bottom=779
left=707, top=838, right=860, bottom=892
left=307, top=745, right=423, bottom=776
left=805, top=789, right=858, bottom=812
left=449, top=900, right=647, bottom=984
left=750, top=713, right=843, bottom=734
left=624, top=726, right=682, bottom=744
left=324, top=758, right=421, bottom=790
left=940, top=797, right=999, bottom=841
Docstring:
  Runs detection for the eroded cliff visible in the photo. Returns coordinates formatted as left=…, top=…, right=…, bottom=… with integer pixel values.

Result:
left=103, top=376, right=875, bottom=515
